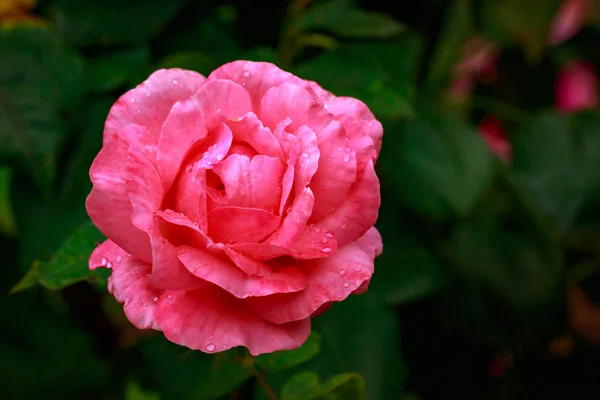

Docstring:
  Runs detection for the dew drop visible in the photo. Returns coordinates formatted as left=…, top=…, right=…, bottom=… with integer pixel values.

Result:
left=338, top=269, right=346, bottom=276
left=354, top=267, right=361, bottom=272
left=315, top=227, right=321, bottom=233
left=243, top=71, right=250, bottom=77
left=145, top=92, right=151, bottom=97
left=243, top=171, right=249, bottom=176
left=325, top=232, right=334, bottom=238
left=221, top=344, right=228, bottom=349
left=116, top=255, right=123, bottom=263
left=302, top=152, right=309, bottom=158
left=152, top=296, right=158, bottom=302
left=321, top=246, right=333, bottom=253
left=167, top=295, right=172, bottom=299
left=172, top=79, right=178, bottom=85
left=341, top=223, right=347, bottom=229
left=216, top=153, right=224, bottom=161
left=100, top=257, right=107, bottom=266
left=343, top=154, right=350, bottom=163
left=321, top=238, right=328, bottom=244
left=338, top=147, right=342, bottom=152
left=106, top=261, right=113, bottom=268
left=343, top=282, right=350, bottom=288
left=324, top=104, right=329, bottom=110
left=129, top=98, right=136, bottom=103
left=206, top=343, right=216, bottom=352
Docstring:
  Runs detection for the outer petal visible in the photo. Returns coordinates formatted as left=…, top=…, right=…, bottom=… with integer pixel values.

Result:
left=178, top=245, right=307, bottom=298
left=310, top=160, right=380, bottom=247
left=225, top=112, right=284, bottom=159
left=154, top=287, right=311, bottom=355
left=308, top=121, right=357, bottom=221
left=220, top=154, right=285, bottom=212
left=90, top=240, right=163, bottom=330
left=157, top=96, right=208, bottom=189
left=104, top=69, right=205, bottom=143
left=87, top=125, right=155, bottom=262
left=355, top=227, right=383, bottom=259
left=294, top=125, right=320, bottom=196
left=208, top=61, right=304, bottom=112
left=246, top=240, right=375, bottom=324
left=207, top=206, right=280, bottom=244
left=195, top=79, right=253, bottom=129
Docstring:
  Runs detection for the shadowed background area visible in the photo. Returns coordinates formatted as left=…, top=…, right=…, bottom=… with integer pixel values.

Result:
left=2, top=0, right=600, bottom=399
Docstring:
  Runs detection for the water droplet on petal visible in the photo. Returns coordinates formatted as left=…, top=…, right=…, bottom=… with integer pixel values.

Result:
left=338, top=147, right=342, bottom=152
left=116, top=255, right=123, bottom=263
left=315, top=227, right=321, bottom=233
left=206, top=343, right=216, bottom=352
left=302, top=152, right=309, bottom=158
left=152, top=296, right=158, bottom=302
left=354, top=267, right=361, bottom=272
left=145, top=92, right=151, bottom=97
left=167, top=295, right=172, bottom=299
left=325, top=232, right=334, bottom=238
left=100, top=257, right=107, bottom=266
left=216, top=153, right=224, bottom=161
left=221, top=344, right=228, bottom=349
left=321, top=238, right=328, bottom=244
left=343, top=282, right=350, bottom=288
left=338, top=269, right=346, bottom=276
left=321, top=247, right=333, bottom=253
left=129, top=98, right=136, bottom=103
left=172, top=79, right=178, bottom=85
left=343, top=154, right=350, bottom=163
left=341, top=224, right=347, bottom=229
left=243, top=71, right=250, bottom=77
left=106, top=261, right=113, bottom=268
left=324, top=104, right=329, bottom=110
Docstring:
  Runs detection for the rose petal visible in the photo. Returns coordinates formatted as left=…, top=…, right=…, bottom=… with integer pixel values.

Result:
left=154, top=287, right=311, bottom=355
left=246, top=240, right=375, bottom=324
left=294, top=125, right=320, bottom=196
left=355, top=227, right=383, bottom=259
left=310, top=160, right=380, bottom=247
left=90, top=240, right=163, bottom=330
left=220, top=154, right=285, bottom=212
left=228, top=242, right=289, bottom=261
left=169, top=165, right=208, bottom=231
left=208, top=61, right=304, bottom=112
left=178, top=245, right=307, bottom=298
left=157, top=96, right=208, bottom=189
left=309, top=121, right=357, bottom=221
left=226, top=112, right=284, bottom=159
left=190, top=122, right=233, bottom=171
left=104, top=69, right=205, bottom=143
left=207, top=206, right=280, bottom=244
left=260, top=83, right=317, bottom=131
left=196, top=79, right=253, bottom=129
left=87, top=126, right=155, bottom=262
left=279, top=164, right=295, bottom=216
left=217, top=244, right=273, bottom=277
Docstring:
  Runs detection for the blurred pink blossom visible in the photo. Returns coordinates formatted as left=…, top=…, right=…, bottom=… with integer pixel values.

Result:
left=479, top=116, right=511, bottom=163
left=549, top=0, right=591, bottom=45
left=556, top=60, right=599, bottom=112
left=448, top=37, right=498, bottom=101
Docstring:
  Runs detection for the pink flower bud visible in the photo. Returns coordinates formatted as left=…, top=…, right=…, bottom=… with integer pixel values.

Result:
left=479, top=116, right=511, bottom=163
left=556, top=60, right=599, bottom=112
left=549, top=0, right=591, bottom=46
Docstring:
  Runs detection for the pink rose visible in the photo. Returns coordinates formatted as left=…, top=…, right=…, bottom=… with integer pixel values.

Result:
left=549, top=0, right=591, bottom=46
left=556, top=60, right=599, bottom=112
left=479, top=116, right=511, bottom=163
left=86, top=61, right=383, bottom=355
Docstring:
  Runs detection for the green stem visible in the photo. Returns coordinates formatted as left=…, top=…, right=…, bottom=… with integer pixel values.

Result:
left=253, top=366, right=279, bottom=400
left=278, top=0, right=312, bottom=68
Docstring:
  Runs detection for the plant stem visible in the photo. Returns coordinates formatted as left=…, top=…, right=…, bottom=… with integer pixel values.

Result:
left=278, top=0, right=311, bottom=68
left=471, top=95, right=531, bottom=124
left=253, top=366, right=279, bottom=400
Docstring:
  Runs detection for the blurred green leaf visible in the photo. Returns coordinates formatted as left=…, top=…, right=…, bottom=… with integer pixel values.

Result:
left=86, top=47, right=151, bottom=93
left=0, top=27, right=83, bottom=194
left=298, top=0, right=404, bottom=38
left=380, top=114, right=494, bottom=220
left=126, top=382, right=161, bottom=400
left=281, top=371, right=366, bottom=400
left=240, top=47, right=281, bottom=65
left=483, top=0, right=561, bottom=62
left=8, top=260, right=40, bottom=294
left=0, top=167, right=16, bottom=237
left=51, top=0, right=185, bottom=46
left=512, top=113, right=587, bottom=233
left=424, top=0, right=473, bottom=91
left=142, top=338, right=252, bottom=400
left=255, top=332, right=321, bottom=372
left=158, top=52, right=219, bottom=76
left=296, top=35, right=422, bottom=119
left=35, top=220, right=105, bottom=290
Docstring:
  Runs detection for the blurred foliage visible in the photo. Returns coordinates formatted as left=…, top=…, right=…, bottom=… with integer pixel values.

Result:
left=3, top=0, right=600, bottom=399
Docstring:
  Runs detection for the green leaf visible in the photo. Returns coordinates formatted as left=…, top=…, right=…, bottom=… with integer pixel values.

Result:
left=85, top=47, right=151, bottom=93
left=158, top=52, right=219, bottom=76
left=483, top=0, right=561, bottom=62
left=8, top=260, right=40, bottom=294
left=424, top=0, right=473, bottom=91
left=298, top=0, right=404, bottom=38
left=50, top=0, right=185, bottom=46
left=0, top=167, right=16, bottom=237
left=255, top=332, right=321, bottom=372
left=380, top=114, right=494, bottom=220
left=281, top=371, right=366, bottom=400
left=35, top=220, right=106, bottom=290
left=512, top=113, right=588, bottom=233
left=0, top=27, right=83, bottom=194
left=142, top=338, right=253, bottom=400
left=125, top=382, right=161, bottom=400
left=295, top=35, right=422, bottom=120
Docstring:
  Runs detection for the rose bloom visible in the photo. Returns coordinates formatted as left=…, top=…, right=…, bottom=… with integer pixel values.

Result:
left=86, top=61, right=383, bottom=355
left=556, top=60, right=599, bottom=112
